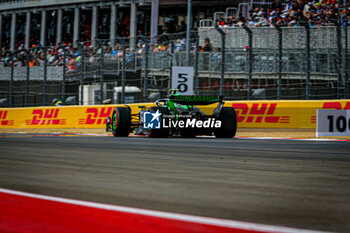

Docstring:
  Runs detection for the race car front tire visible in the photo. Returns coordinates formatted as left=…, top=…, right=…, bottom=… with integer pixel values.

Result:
left=111, top=107, right=131, bottom=137
left=148, top=106, right=169, bottom=138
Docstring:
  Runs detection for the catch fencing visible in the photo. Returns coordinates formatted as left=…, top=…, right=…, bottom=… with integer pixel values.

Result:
left=0, top=25, right=349, bottom=107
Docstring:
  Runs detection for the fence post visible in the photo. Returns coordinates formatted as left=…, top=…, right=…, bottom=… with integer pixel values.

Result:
left=101, top=47, right=104, bottom=104
left=141, top=36, right=149, bottom=102
left=273, top=23, right=283, bottom=100
left=117, top=36, right=126, bottom=104
left=59, top=44, right=67, bottom=101
left=242, top=24, right=252, bottom=100
left=193, top=31, right=199, bottom=95
left=215, top=26, right=225, bottom=97
left=344, top=1, right=349, bottom=98
left=78, top=42, right=85, bottom=105
left=336, top=23, right=343, bottom=99
left=9, top=51, right=14, bottom=107
left=43, top=47, right=47, bottom=106
left=304, top=24, right=311, bottom=100
left=96, top=39, right=104, bottom=104
left=186, top=0, right=192, bottom=66
left=122, top=40, right=126, bottom=104
left=25, top=50, right=30, bottom=107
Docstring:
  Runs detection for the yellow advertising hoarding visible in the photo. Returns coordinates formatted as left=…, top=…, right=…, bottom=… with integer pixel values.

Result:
left=0, top=100, right=349, bottom=129
left=225, top=100, right=350, bottom=128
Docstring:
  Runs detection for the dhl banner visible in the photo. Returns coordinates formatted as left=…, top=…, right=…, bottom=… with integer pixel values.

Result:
left=0, top=100, right=349, bottom=129
left=226, top=100, right=350, bottom=128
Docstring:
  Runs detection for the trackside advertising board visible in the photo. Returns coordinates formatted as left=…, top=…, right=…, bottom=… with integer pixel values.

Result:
left=316, top=110, right=350, bottom=137
left=0, top=100, right=349, bottom=129
left=226, top=100, right=350, bottom=128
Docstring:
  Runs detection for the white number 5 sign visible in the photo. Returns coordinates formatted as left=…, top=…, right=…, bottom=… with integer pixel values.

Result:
left=172, top=66, right=194, bottom=95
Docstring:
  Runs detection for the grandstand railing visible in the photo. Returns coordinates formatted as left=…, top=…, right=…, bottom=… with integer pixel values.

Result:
left=0, top=0, right=28, bottom=4
left=198, top=26, right=350, bottom=49
left=144, top=49, right=339, bottom=76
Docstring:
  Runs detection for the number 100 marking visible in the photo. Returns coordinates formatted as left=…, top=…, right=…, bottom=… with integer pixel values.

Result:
left=327, top=115, right=350, bottom=132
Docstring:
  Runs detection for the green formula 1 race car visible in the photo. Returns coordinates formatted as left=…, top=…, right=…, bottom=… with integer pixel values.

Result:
left=106, top=90, right=237, bottom=138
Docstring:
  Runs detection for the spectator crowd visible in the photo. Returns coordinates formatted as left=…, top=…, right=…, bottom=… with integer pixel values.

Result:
left=217, top=0, right=349, bottom=27
left=1, top=0, right=349, bottom=67
left=0, top=35, right=188, bottom=71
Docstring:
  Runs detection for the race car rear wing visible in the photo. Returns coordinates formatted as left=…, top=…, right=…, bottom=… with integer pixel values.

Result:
left=169, top=95, right=223, bottom=105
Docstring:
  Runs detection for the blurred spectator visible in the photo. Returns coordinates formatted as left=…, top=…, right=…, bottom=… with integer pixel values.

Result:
left=2, top=53, right=12, bottom=66
left=178, top=21, right=187, bottom=32
left=52, top=98, right=63, bottom=106
left=174, top=39, right=185, bottom=52
left=200, top=37, right=213, bottom=52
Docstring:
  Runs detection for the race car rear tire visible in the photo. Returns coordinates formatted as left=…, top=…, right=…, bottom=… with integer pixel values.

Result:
left=111, top=107, right=131, bottom=137
left=214, top=107, right=237, bottom=138
left=148, top=106, right=169, bottom=138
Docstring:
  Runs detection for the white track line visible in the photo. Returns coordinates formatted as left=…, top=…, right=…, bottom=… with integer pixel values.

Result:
left=236, top=137, right=350, bottom=142
left=0, top=188, right=326, bottom=233
left=1, top=133, right=348, bottom=141
left=74, top=134, right=350, bottom=141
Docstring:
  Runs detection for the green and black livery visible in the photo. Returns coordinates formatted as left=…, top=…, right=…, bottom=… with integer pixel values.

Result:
left=106, top=90, right=237, bottom=138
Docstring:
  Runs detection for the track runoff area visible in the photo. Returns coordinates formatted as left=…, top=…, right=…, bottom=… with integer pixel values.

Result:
left=1, top=135, right=350, bottom=233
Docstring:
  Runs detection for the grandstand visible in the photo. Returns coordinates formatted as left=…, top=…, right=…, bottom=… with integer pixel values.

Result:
left=0, top=0, right=239, bottom=50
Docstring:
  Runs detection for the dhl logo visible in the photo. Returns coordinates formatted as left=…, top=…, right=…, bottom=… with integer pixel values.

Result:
left=79, top=107, right=113, bottom=125
left=310, top=101, right=350, bottom=124
left=0, top=110, right=14, bottom=126
left=25, top=109, right=66, bottom=125
left=232, top=103, right=290, bottom=124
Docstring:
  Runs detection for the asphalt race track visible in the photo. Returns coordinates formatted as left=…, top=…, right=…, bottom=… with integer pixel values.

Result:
left=1, top=135, right=350, bottom=232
